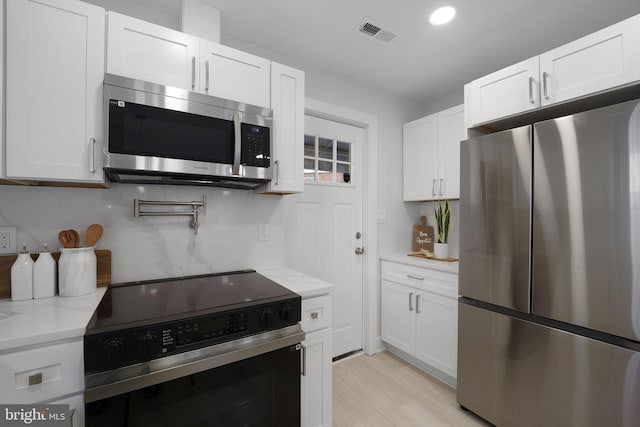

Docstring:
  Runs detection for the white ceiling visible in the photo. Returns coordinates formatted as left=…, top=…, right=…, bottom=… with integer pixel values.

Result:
left=128, top=0, right=640, bottom=104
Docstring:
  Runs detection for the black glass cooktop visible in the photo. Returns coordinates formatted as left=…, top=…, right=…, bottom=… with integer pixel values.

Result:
left=86, top=270, right=297, bottom=334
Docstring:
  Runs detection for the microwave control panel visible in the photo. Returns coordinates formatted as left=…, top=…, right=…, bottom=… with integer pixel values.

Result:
left=241, top=123, right=271, bottom=167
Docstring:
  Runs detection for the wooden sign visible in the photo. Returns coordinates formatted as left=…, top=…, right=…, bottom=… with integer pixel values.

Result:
left=412, top=216, right=434, bottom=252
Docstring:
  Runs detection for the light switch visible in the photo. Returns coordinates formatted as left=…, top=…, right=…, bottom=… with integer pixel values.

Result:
left=377, top=208, right=386, bottom=224
left=258, top=224, right=270, bottom=241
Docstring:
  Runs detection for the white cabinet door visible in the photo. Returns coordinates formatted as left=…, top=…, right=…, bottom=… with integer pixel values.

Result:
left=6, top=0, right=105, bottom=182
left=199, top=40, right=270, bottom=108
left=403, top=114, right=438, bottom=201
left=256, top=62, right=305, bottom=194
left=539, top=13, right=640, bottom=106
left=381, top=280, right=416, bottom=355
left=107, top=12, right=200, bottom=91
left=301, top=328, right=332, bottom=427
left=467, top=57, right=540, bottom=126
left=437, top=105, right=465, bottom=200
left=415, top=291, right=458, bottom=378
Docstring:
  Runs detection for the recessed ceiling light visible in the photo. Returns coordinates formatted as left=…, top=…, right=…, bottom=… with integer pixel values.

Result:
left=430, top=6, right=456, bottom=25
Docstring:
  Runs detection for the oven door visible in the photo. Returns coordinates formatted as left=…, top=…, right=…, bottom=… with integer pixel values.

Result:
left=85, top=327, right=303, bottom=427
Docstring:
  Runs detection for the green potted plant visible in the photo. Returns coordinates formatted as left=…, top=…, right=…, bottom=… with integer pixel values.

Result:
left=434, top=200, right=451, bottom=259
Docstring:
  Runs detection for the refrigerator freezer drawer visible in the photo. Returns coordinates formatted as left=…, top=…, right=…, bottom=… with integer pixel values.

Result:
left=458, top=302, right=640, bottom=427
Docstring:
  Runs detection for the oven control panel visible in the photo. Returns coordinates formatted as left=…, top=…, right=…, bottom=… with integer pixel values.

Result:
left=84, top=296, right=301, bottom=375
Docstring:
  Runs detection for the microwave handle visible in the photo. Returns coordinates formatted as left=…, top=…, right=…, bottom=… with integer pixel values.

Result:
left=232, top=112, right=241, bottom=175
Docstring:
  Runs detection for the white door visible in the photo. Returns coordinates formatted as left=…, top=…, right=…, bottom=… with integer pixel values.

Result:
left=380, top=280, right=416, bottom=355
left=284, top=114, right=364, bottom=358
left=437, top=104, right=465, bottom=200
left=402, top=114, right=438, bottom=201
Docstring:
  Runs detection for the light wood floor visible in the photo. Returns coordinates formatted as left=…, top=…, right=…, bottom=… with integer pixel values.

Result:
left=333, top=351, right=489, bottom=427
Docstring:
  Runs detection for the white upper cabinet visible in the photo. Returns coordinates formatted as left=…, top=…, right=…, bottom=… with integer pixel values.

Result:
left=539, top=14, right=640, bottom=106
left=107, top=13, right=271, bottom=108
left=403, top=114, right=438, bottom=201
left=403, top=105, right=464, bottom=201
left=256, top=62, right=305, bottom=194
left=6, top=0, right=105, bottom=183
left=107, top=12, right=200, bottom=91
left=199, top=40, right=270, bottom=108
left=466, top=57, right=540, bottom=127
left=437, top=105, right=465, bottom=200
left=466, top=13, right=640, bottom=127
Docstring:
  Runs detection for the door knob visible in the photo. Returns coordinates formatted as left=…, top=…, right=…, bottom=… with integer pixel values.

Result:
left=355, top=247, right=365, bottom=255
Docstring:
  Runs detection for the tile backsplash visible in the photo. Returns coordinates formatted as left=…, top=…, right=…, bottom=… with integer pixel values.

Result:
left=0, top=183, right=285, bottom=283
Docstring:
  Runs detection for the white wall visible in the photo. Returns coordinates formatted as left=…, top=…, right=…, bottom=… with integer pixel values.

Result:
left=222, top=34, right=424, bottom=256
left=0, top=184, right=284, bottom=283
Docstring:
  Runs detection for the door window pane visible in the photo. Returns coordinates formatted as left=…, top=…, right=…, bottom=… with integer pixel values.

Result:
left=337, top=141, right=351, bottom=162
left=318, top=138, right=333, bottom=159
left=317, top=161, right=333, bottom=183
left=304, top=135, right=315, bottom=157
left=304, top=158, right=315, bottom=182
left=337, top=163, right=351, bottom=184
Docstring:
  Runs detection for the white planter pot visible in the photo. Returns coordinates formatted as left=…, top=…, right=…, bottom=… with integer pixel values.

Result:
left=434, top=243, right=449, bottom=259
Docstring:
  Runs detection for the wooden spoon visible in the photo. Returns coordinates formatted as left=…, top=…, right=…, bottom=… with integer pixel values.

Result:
left=70, top=229, right=80, bottom=248
left=58, top=230, right=74, bottom=248
left=85, top=224, right=103, bottom=247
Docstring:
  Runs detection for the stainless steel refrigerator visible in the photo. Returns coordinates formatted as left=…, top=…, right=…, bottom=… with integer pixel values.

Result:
left=458, top=98, right=640, bottom=426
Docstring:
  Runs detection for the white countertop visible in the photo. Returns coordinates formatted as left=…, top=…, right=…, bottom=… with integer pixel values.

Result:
left=258, top=267, right=334, bottom=298
left=380, top=253, right=459, bottom=274
left=0, top=287, right=106, bottom=352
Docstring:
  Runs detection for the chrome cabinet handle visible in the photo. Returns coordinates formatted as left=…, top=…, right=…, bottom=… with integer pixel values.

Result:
left=432, top=179, right=437, bottom=197
left=232, top=112, right=241, bottom=175
left=28, top=372, right=43, bottom=386
left=275, top=159, right=280, bottom=185
left=205, top=60, right=210, bottom=92
left=416, top=294, right=421, bottom=314
left=543, top=72, right=549, bottom=100
left=528, top=76, right=535, bottom=104
left=439, top=178, right=444, bottom=196
left=407, top=274, right=424, bottom=281
left=89, top=138, right=96, bottom=174
left=301, top=344, right=307, bottom=376
left=409, top=292, right=414, bottom=311
left=191, top=56, right=196, bottom=90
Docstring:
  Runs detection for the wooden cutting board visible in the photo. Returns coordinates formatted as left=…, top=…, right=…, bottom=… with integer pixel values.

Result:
left=408, top=252, right=458, bottom=262
left=412, top=216, right=434, bottom=252
left=0, top=249, right=111, bottom=299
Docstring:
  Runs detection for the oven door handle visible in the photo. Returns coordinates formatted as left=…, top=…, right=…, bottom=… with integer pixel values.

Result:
left=85, top=325, right=304, bottom=403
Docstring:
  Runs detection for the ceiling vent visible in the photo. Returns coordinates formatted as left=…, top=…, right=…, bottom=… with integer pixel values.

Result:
left=356, top=19, right=397, bottom=44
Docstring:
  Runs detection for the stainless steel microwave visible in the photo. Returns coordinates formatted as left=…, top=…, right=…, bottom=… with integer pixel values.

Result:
left=102, top=74, right=272, bottom=189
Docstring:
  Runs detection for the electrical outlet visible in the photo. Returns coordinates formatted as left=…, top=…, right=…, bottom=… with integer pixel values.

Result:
left=258, top=224, right=270, bottom=241
left=0, top=226, right=17, bottom=254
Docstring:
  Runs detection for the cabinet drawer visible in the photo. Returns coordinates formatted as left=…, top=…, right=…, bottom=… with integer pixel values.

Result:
left=381, top=260, right=458, bottom=298
left=0, top=340, right=84, bottom=404
left=301, top=294, right=332, bottom=333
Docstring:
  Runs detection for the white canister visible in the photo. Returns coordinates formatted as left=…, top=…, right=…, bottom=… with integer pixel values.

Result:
left=58, top=247, right=97, bottom=297
left=11, top=243, right=34, bottom=301
left=34, top=243, right=57, bottom=299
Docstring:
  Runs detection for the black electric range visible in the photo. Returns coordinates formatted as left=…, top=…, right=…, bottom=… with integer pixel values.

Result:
left=84, top=269, right=302, bottom=375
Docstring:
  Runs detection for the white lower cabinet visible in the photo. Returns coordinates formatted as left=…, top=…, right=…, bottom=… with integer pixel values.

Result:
left=380, top=260, right=458, bottom=380
left=300, top=293, right=332, bottom=427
